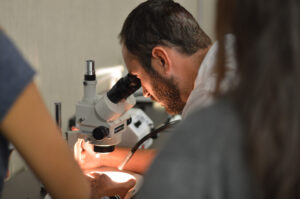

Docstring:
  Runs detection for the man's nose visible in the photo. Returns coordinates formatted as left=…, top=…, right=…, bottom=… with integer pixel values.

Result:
left=142, top=87, right=151, bottom=98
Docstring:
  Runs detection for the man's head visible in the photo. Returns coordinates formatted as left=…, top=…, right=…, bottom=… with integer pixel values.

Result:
left=120, top=0, right=211, bottom=114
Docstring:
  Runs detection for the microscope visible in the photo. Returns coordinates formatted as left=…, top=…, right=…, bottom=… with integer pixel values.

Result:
left=67, top=60, right=141, bottom=153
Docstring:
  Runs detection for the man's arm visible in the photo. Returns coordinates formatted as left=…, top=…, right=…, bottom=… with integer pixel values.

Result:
left=76, top=140, right=156, bottom=174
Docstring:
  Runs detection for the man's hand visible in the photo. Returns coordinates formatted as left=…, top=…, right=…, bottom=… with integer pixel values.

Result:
left=87, top=173, right=136, bottom=199
left=74, top=139, right=102, bottom=170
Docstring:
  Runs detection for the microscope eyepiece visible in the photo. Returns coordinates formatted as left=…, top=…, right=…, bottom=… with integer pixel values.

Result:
left=85, top=60, right=96, bottom=81
left=107, top=74, right=141, bottom=104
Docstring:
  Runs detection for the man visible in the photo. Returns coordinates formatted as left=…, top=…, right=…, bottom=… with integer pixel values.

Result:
left=78, top=0, right=235, bottom=179
left=120, top=0, right=213, bottom=118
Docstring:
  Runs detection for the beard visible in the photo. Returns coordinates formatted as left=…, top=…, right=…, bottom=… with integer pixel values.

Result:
left=149, top=72, right=186, bottom=115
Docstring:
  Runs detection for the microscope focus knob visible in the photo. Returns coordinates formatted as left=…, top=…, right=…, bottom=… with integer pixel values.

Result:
left=92, top=126, right=109, bottom=140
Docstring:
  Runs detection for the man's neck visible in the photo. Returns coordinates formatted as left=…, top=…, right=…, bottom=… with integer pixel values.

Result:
left=194, top=46, right=211, bottom=72
left=175, top=46, right=210, bottom=103
left=188, top=46, right=211, bottom=87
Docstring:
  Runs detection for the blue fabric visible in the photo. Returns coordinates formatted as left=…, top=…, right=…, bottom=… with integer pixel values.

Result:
left=0, top=134, right=8, bottom=196
left=0, top=31, right=35, bottom=195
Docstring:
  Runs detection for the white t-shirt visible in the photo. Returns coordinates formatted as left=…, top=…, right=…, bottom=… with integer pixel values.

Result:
left=182, top=34, right=236, bottom=118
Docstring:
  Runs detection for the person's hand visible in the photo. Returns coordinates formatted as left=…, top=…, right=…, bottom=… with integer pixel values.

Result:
left=74, top=139, right=101, bottom=170
left=87, top=172, right=136, bottom=199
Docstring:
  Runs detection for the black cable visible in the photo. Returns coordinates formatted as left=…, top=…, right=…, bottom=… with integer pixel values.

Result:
left=130, top=119, right=181, bottom=154
left=118, top=119, right=181, bottom=170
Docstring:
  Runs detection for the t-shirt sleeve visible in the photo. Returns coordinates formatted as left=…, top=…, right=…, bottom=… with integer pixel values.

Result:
left=134, top=99, right=257, bottom=199
left=0, top=31, right=35, bottom=122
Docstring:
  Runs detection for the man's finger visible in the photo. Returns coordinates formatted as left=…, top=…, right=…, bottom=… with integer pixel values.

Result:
left=80, top=139, right=85, bottom=150
left=124, top=179, right=136, bottom=190
left=92, top=173, right=112, bottom=183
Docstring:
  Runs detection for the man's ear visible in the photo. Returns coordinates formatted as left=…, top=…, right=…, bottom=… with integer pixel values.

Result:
left=151, top=46, right=172, bottom=75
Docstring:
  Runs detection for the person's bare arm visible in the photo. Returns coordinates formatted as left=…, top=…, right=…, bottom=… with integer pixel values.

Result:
left=77, top=140, right=156, bottom=174
left=0, top=81, right=91, bottom=199
left=100, top=147, right=156, bottom=174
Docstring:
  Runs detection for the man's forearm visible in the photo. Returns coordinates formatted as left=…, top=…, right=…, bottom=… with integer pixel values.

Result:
left=99, top=147, right=156, bottom=174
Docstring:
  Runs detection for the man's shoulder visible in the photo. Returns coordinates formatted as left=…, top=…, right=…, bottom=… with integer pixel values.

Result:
left=182, top=34, right=237, bottom=117
left=180, top=97, right=243, bottom=144
left=136, top=98, right=251, bottom=199
left=199, top=33, right=236, bottom=73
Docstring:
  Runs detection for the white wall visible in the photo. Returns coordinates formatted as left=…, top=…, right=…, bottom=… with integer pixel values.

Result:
left=0, top=0, right=215, bottom=132
left=198, top=0, right=217, bottom=40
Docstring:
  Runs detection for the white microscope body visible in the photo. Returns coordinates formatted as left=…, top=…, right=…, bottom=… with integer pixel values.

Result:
left=68, top=60, right=141, bottom=153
